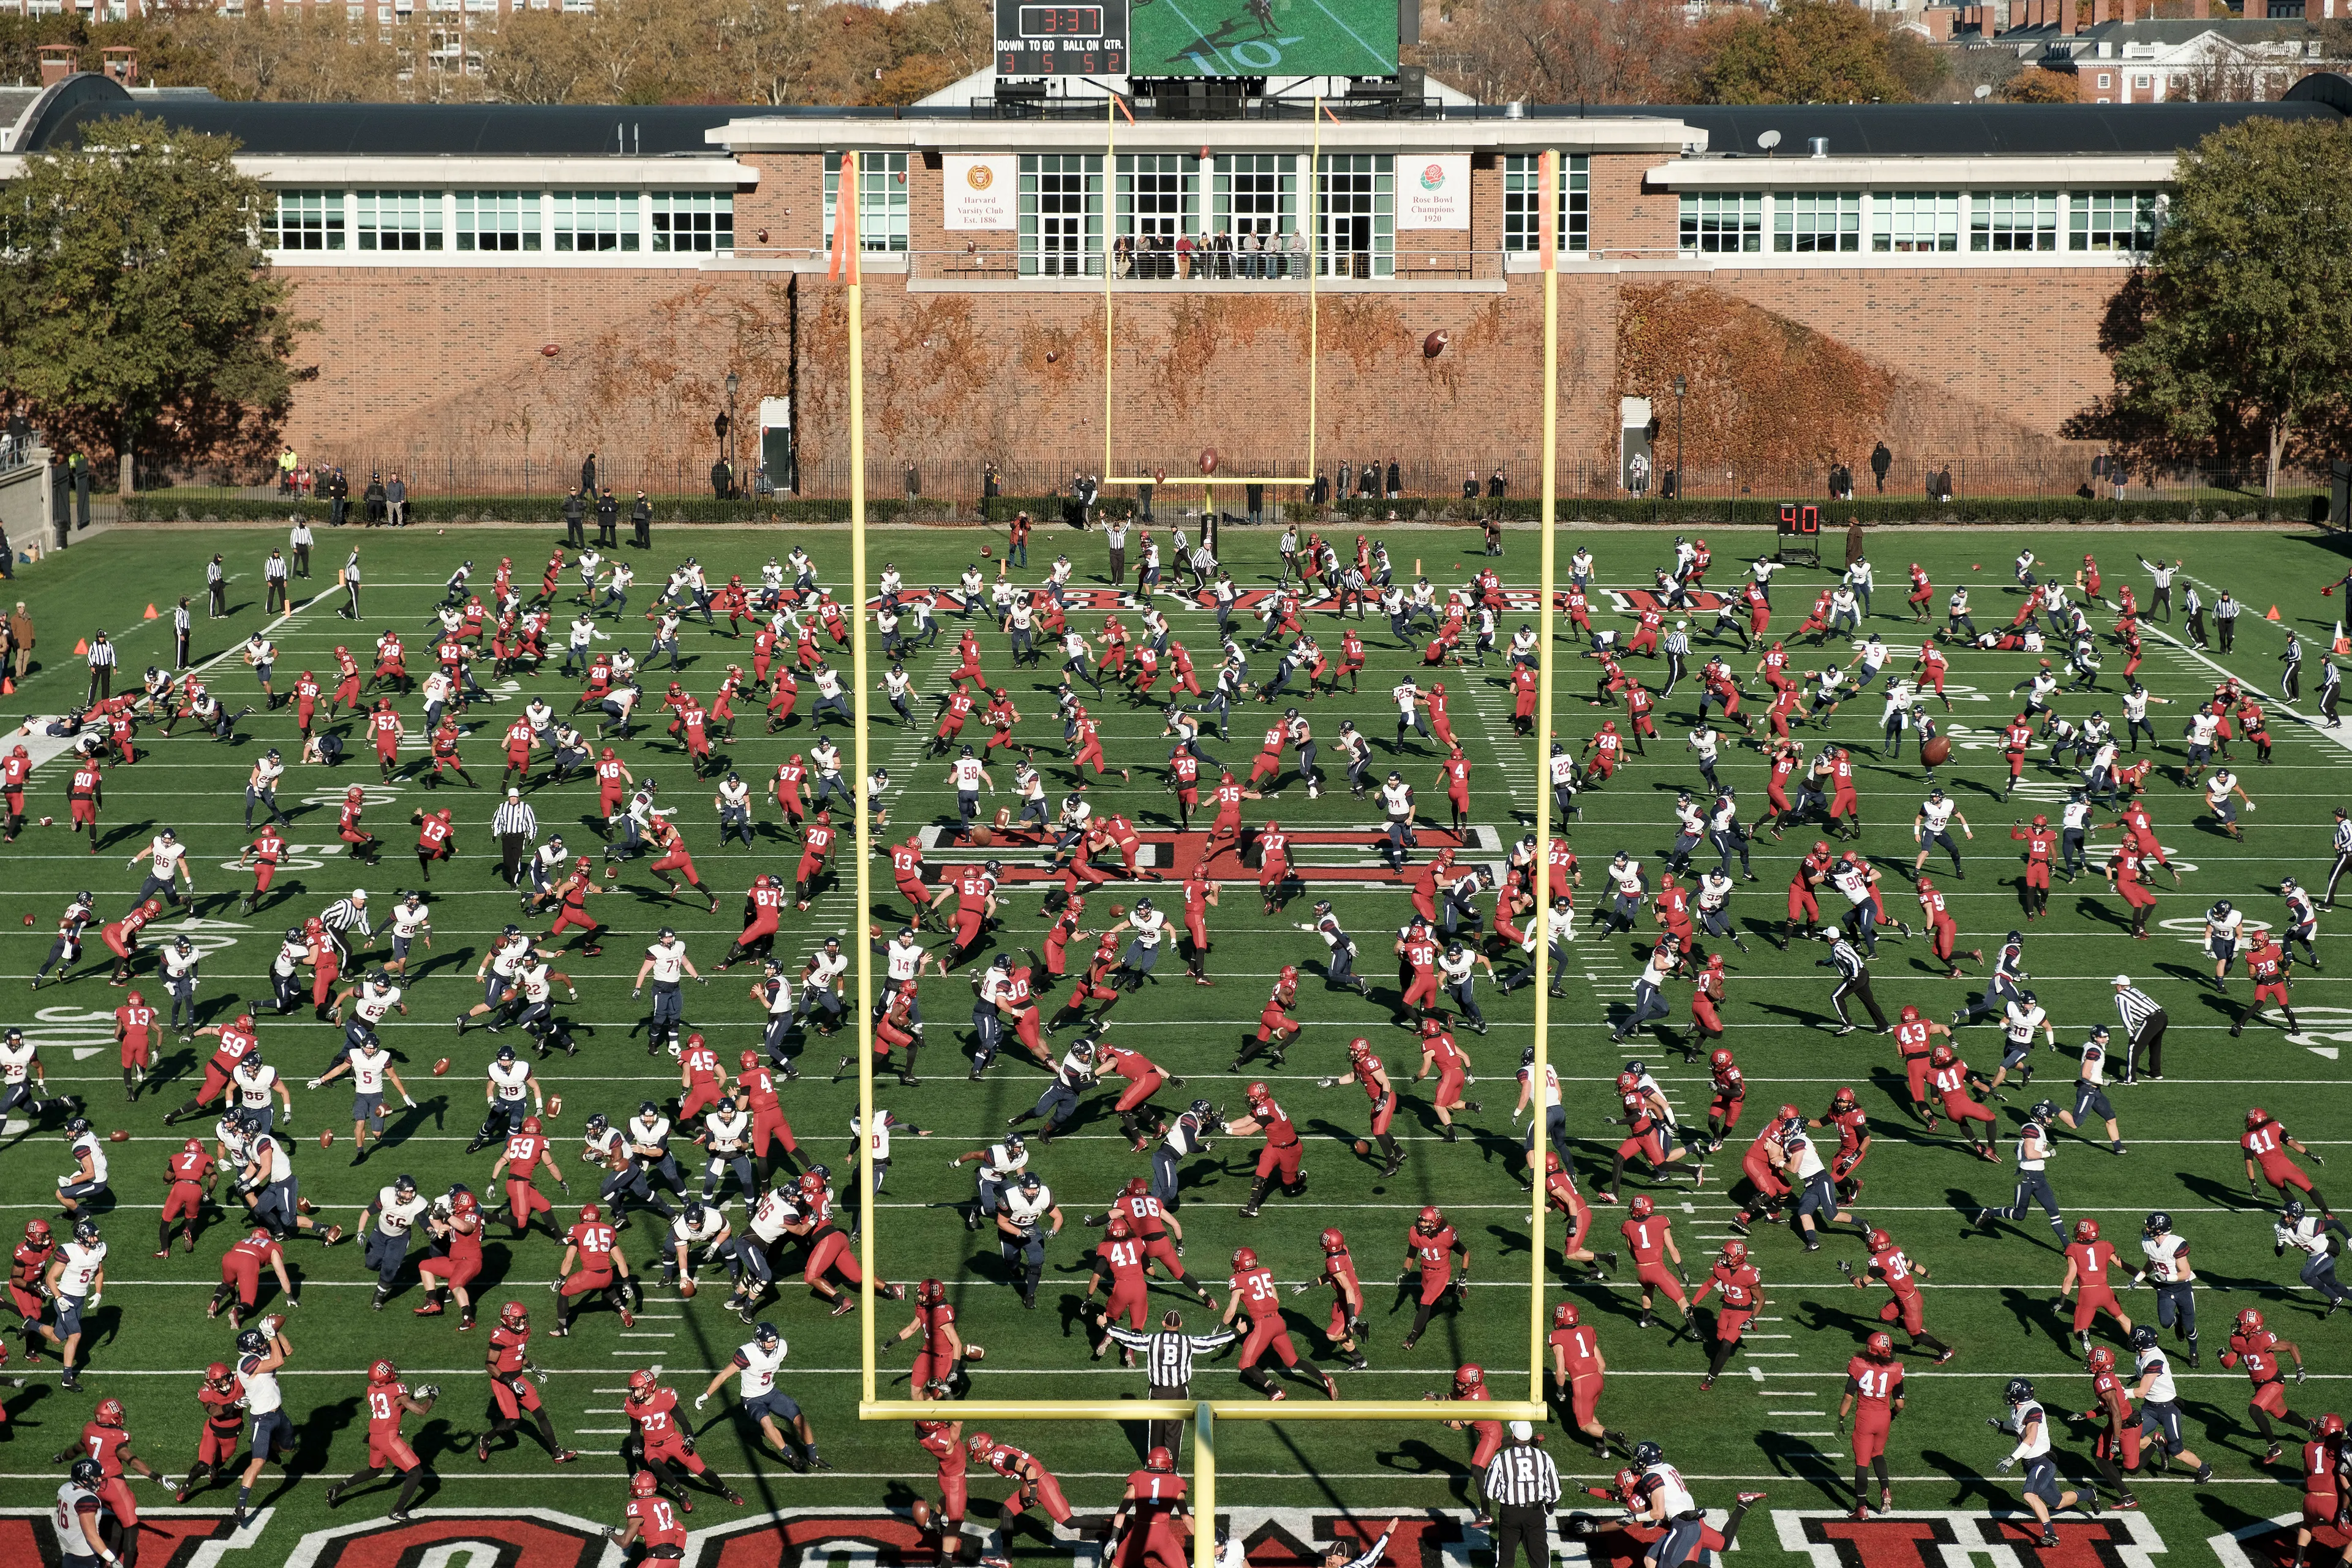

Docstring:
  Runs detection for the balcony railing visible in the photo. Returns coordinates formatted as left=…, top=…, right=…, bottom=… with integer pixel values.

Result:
left=907, top=247, right=1504, bottom=282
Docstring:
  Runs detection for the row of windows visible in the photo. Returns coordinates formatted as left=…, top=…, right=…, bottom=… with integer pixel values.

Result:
left=1501, top=154, right=1592, bottom=255
left=1677, top=189, right=2161, bottom=255
left=993, top=153, right=1398, bottom=278
left=263, top=189, right=731, bottom=254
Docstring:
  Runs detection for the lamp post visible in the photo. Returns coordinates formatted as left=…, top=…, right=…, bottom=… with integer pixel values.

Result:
left=725, top=372, right=740, bottom=497
left=1672, top=375, right=1686, bottom=508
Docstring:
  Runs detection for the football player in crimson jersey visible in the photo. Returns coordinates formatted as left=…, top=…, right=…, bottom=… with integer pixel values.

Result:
left=1547, top=1302, right=1630, bottom=1460
left=968, top=1431, right=1079, bottom=1540
left=476, top=1302, right=579, bottom=1465
left=1619, top=1194, right=1692, bottom=1333
left=1839, top=1227, right=1956, bottom=1363
left=625, top=1368, right=746, bottom=1509
left=321, top=1361, right=439, bottom=1520
left=1400, top=1207, right=1469, bottom=1353
left=1811, top=1086, right=1873, bottom=1201
left=1084, top=1215, right=1153, bottom=1360
left=1688, top=1239, right=1765, bottom=1389
left=1703, top=1047, right=1746, bottom=1150
left=174, top=1363, right=247, bottom=1505
left=1543, top=1151, right=1619, bottom=1280
left=2079, top=1346, right=2143, bottom=1510
left=912, top=1417, right=971, bottom=1560
left=2058, top=1218, right=2133, bottom=1356
left=2220, top=1308, right=2311, bottom=1463
left=2293, top=1411, right=2342, bottom=1562
left=1730, top=1104, right=1797, bottom=1234
left=1107, top=1446, right=1191, bottom=1568
left=1838, top=1332, right=1906, bottom=1520
left=55, top=1396, right=173, bottom=1549
left=2242, top=1107, right=2331, bottom=1212
left=889, top=1278, right=965, bottom=1400
left=156, top=1136, right=208, bottom=1257
left=608, top=1469, right=691, bottom=1558
left=552, top=1203, right=637, bottom=1334
left=1221, top=1247, right=1339, bottom=1401
left=1433, top=1363, right=1504, bottom=1525
left=1289, top=1227, right=1368, bottom=1371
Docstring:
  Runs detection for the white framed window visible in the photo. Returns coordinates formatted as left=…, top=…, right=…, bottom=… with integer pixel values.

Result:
left=2070, top=189, right=2161, bottom=252
left=1678, top=192, right=1760, bottom=254
left=455, top=190, right=541, bottom=252
left=553, top=190, right=638, bottom=252
left=824, top=152, right=910, bottom=252
left=266, top=190, right=344, bottom=251
left=1316, top=154, right=1395, bottom=278
left=1774, top=190, right=1861, bottom=253
left=2133, top=74, right=2151, bottom=86
left=651, top=191, right=733, bottom=254
left=1019, top=153, right=1102, bottom=277
left=1871, top=190, right=1959, bottom=254
left=1969, top=189, right=2060, bottom=252
left=1502, top=153, right=1591, bottom=254
left=2097, top=72, right=2113, bottom=87
left=355, top=190, right=442, bottom=252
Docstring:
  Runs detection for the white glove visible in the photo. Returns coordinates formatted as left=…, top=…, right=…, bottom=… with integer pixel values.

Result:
left=56, top=1175, right=69, bottom=1188
left=695, top=1393, right=709, bottom=1410
left=307, top=1078, right=324, bottom=1090
left=86, top=1292, right=100, bottom=1310
left=404, top=1096, right=417, bottom=1109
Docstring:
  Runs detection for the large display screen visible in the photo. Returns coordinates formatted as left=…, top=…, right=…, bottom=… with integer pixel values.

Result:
left=1128, top=0, right=1398, bottom=78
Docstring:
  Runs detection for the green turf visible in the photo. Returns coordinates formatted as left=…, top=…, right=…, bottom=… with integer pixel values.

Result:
left=0, top=521, right=2348, bottom=1565
left=1126, top=0, right=1397, bottom=80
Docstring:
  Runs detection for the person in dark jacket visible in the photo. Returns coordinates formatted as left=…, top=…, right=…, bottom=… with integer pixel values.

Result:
left=326, top=467, right=350, bottom=527
left=631, top=491, right=653, bottom=549
left=1869, top=442, right=1892, bottom=494
left=363, top=473, right=388, bottom=527
left=580, top=452, right=598, bottom=496
left=595, top=488, right=619, bottom=546
left=562, top=487, right=586, bottom=548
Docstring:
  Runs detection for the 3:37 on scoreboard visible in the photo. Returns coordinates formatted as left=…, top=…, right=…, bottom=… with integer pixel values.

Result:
left=997, top=0, right=1130, bottom=76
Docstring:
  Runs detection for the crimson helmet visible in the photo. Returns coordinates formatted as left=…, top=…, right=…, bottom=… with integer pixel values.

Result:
left=2074, top=1218, right=2101, bottom=1244
left=966, top=1433, right=994, bottom=1461
left=521, top=1116, right=543, bottom=1135
left=1776, top=1103, right=1801, bottom=1122
left=1553, top=1302, right=1580, bottom=1329
left=1107, top=1214, right=1133, bottom=1239
left=1545, top=1150, right=1564, bottom=1174
left=631, top=1470, right=661, bottom=1498
left=1319, top=1228, right=1347, bottom=1255
left=2320, top=1414, right=2348, bottom=1439
left=628, top=1369, right=659, bottom=1398
left=500, top=1301, right=529, bottom=1330
left=2087, top=1345, right=2117, bottom=1373
left=205, top=1362, right=233, bottom=1389
left=1710, top=1048, right=1735, bottom=1071
left=1830, top=1087, right=1857, bottom=1112
left=917, top=1278, right=945, bottom=1305
left=1415, top=1206, right=1444, bottom=1234
left=94, top=1397, right=126, bottom=1427
left=2236, top=1308, right=2267, bottom=1336
left=1615, top=1071, right=1641, bottom=1094
left=1145, top=1446, right=1175, bottom=1472
left=1899, top=1005, right=1921, bottom=1022
left=2248, top=1106, right=2271, bottom=1127
left=1232, top=1248, right=1259, bottom=1273
left=1454, top=1363, right=1483, bottom=1390
left=1865, top=1332, right=1895, bottom=1362
left=1720, top=1240, right=1747, bottom=1266
left=1246, top=1081, right=1270, bottom=1104
left=579, top=1204, right=601, bottom=1224
left=1629, top=1194, right=1655, bottom=1219
left=1124, top=1177, right=1150, bottom=1198
left=24, top=1219, right=50, bottom=1246
left=1929, top=1044, right=1956, bottom=1068
left=1348, top=1036, right=1373, bottom=1059
left=369, top=1360, right=398, bottom=1385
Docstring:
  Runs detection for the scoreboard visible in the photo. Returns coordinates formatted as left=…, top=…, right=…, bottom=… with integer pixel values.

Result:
left=997, top=0, right=1129, bottom=76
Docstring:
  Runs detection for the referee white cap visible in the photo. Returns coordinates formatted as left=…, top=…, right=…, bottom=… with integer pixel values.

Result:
left=1508, top=1421, right=1534, bottom=1440
left=2112, top=974, right=2132, bottom=986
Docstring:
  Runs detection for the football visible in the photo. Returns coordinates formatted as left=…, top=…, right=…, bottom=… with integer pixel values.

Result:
left=968, top=826, right=994, bottom=848
left=258, top=1314, right=282, bottom=1338
left=911, top=1498, right=934, bottom=1530
left=1352, top=1139, right=1371, bottom=1156
left=319, top=1129, right=334, bottom=1148
left=1198, top=448, right=1219, bottom=477
left=678, top=1280, right=698, bottom=1299
left=1423, top=329, right=1449, bottom=358
left=108, top=1129, right=130, bottom=1144
left=432, top=1058, right=451, bottom=1076
left=19, top=914, right=29, bottom=926
left=37, top=816, right=50, bottom=827
left=1109, top=904, right=1125, bottom=918
left=1920, top=736, right=1953, bottom=766
left=979, top=545, right=992, bottom=558
left=963, top=1343, right=985, bottom=1362
left=546, top=1095, right=563, bottom=1119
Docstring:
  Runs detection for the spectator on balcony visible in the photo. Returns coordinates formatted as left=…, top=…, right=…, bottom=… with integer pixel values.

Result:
left=1114, top=233, right=1134, bottom=279
left=1176, top=232, right=1196, bottom=279
left=1286, top=229, right=1307, bottom=278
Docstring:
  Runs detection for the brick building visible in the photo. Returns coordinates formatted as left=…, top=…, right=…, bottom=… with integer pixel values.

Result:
left=4, top=70, right=2346, bottom=494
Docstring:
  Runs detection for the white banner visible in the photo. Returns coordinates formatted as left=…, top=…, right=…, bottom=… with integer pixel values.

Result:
left=944, top=154, right=1015, bottom=230
left=1401, top=154, right=1470, bottom=230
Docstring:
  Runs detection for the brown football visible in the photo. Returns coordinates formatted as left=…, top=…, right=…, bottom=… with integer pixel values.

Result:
left=432, top=1057, right=451, bottom=1076
left=1920, top=736, right=1953, bottom=766
left=1423, top=330, right=1450, bottom=358
left=1353, top=1139, right=1370, bottom=1156
left=1197, top=448, right=1219, bottom=477
left=318, top=1129, right=334, bottom=1148
left=912, top=1499, right=934, bottom=1530
left=963, top=1343, right=986, bottom=1362
left=108, top=1129, right=130, bottom=1144
left=679, top=1280, right=698, bottom=1299
left=546, top=1095, right=563, bottom=1119
left=968, top=827, right=994, bottom=848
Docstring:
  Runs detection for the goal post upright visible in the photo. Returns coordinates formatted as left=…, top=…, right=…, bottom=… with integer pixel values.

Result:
left=1528, top=147, right=1561, bottom=1410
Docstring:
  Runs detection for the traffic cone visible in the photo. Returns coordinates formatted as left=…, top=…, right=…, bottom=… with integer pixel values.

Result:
left=2267, top=605, right=2282, bottom=620
left=2334, top=620, right=2348, bottom=655
left=1, top=677, right=12, bottom=695
left=73, top=638, right=87, bottom=655
left=143, top=604, right=157, bottom=619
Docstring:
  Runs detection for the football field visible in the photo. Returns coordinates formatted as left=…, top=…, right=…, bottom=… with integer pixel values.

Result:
left=0, top=519, right=2347, bottom=1568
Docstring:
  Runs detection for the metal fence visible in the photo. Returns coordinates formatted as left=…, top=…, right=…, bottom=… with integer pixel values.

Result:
left=140, top=451, right=2327, bottom=512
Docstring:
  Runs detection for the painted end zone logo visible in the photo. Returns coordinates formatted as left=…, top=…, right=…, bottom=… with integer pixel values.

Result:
left=0, top=1510, right=247, bottom=1568
left=1774, top=1509, right=2166, bottom=1567
left=919, top=824, right=1507, bottom=886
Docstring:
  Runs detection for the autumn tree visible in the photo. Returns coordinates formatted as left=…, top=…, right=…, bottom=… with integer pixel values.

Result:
left=2092, top=116, right=2352, bottom=491
left=2002, top=66, right=2079, bottom=102
left=1695, top=1, right=1932, bottom=105
left=0, top=115, right=312, bottom=491
left=1424, top=0, right=1703, bottom=106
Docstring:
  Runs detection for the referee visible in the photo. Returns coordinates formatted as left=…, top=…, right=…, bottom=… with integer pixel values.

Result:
left=2326, top=807, right=2352, bottom=907
left=493, top=788, right=538, bottom=884
left=2111, top=974, right=2166, bottom=1083
left=1480, top=1422, right=1559, bottom=1568
left=172, top=598, right=192, bottom=670
left=1105, top=1308, right=1235, bottom=1455
left=84, top=630, right=116, bottom=706
left=1818, top=930, right=1889, bottom=1034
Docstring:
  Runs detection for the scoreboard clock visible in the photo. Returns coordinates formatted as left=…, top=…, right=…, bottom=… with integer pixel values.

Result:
left=997, top=0, right=1129, bottom=76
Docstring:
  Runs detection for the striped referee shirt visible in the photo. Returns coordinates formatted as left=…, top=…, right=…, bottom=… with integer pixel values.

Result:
left=2334, top=817, right=2352, bottom=855
left=2113, top=985, right=2162, bottom=1035
left=1104, top=1324, right=1237, bottom=1387
left=86, top=637, right=115, bottom=669
left=492, top=799, right=538, bottom=838
left=1824, top=938, right=1867, bottom=980
left=1481, top=1442, right=1561, bottom=1508
left=320, top=897, right=372, bottom=954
